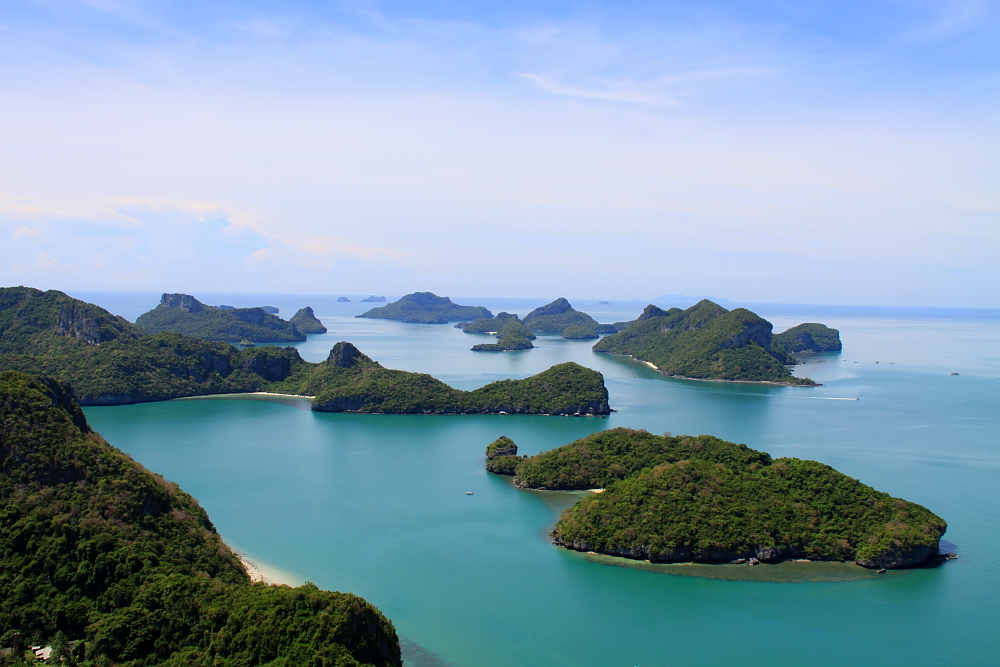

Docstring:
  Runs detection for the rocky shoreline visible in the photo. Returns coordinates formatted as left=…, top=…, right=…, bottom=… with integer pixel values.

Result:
left=613, top=353, right=820, bottom=386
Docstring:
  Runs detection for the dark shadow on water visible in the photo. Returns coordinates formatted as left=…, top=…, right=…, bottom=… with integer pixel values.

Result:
left=400, top=638, right=455, bottom=667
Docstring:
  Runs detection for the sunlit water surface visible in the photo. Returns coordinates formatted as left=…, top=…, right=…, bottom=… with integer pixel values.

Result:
left=77, top=293, right=999, bottom=667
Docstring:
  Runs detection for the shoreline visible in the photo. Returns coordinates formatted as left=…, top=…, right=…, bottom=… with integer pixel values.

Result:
left=618, top=354, right=819, bottom=386
left=232, top=549, right=301, bottom=586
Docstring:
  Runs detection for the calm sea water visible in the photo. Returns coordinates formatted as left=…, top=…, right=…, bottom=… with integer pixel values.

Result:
left=76, top=292, right=999, bottom=667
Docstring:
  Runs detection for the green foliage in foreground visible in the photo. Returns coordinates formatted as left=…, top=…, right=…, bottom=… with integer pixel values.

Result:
left=136, top=295, right=305, bottom=343
left=773, top=322, right=843, bottom=353
left=593, top=300, right=816, bottom=384
left=471, top=320, right=535, bottom=351
left=358, top=292, right=491, bottom=324
left=0, top=371, right=401, bottom=666
left=497, top=427, right=945, bottom=567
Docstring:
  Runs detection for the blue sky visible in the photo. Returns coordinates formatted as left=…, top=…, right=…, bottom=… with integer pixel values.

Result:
left=0, top=0, right=997, bottom=306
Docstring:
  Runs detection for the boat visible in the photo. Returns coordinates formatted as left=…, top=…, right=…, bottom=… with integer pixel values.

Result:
left=239, top=340, right=256, bottom=348
left=877, top=569, right=886, bottom=574
left=464, top=491, right=473, bottom=495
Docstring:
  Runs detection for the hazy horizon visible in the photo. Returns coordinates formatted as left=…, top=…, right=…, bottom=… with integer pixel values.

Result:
left=1, top=1, right=997, bottom=307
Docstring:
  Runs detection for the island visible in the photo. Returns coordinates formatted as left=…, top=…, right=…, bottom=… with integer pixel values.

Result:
left=461, top=311, right=519, bottom=333
left=290, top=306, right=328, bottom=334
left=562, top=324, right=599, bottom=339
left=484, top=435, right=525, bottom=474
left=301, top=342, right=607, bottom=414
left=135, top=293, right=306, bottom=343
left=487, top=428, right=947, bottom=569
left=0, top=370, right=402, bottom=666
left=593, top=300, right=818, bottom=385
left=773, top=322, right=843, bottom=353
left=360, top=295, right=387, bottom=302
left=0, top=287, right=610, bottom=414
left=471, top=319, right=536, bottom=351
left=357, top=292, right=493, bottom=324
left=522, top=298, right=617, bottom=335
left=337, top=296, right=351, bottom=302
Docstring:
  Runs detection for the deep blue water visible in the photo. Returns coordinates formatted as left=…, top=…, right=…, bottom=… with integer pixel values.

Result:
left=77, top=292, right=999, bottom=666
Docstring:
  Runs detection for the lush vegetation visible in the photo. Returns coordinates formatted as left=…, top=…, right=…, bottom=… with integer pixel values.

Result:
left=493, top=427, right=946, bottom=568
left=521, top=298, right=615, bottom=334
left=471, top=320, right=535, bottom=351
left=561, top=325, right=598, bottom=340
left=357, top=292, right=491, bottom=324
left=0, top=371, right=401, bottom=666
left=289, top=306, right=328, bottom=334
left=593, top=300, right=816, bottom=384
left=514, top=428, right=770, bottom=490
left=462, top=312, right=520, bottom=334
left=773, top=323, right=842, bottom=353
left=308, top=347, right=610, bottom=414
left=0, top=288, right=610, bottom=415
left=136, top=294, right=306, bottom=343
left=484, top=436, right=526, bottom=474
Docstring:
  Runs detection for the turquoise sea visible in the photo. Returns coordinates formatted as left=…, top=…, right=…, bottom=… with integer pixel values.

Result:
left=73, top=292, right=1000, bottom=667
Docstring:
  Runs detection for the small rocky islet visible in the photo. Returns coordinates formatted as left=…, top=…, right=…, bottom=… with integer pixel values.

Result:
left=485, top=429, right=947, bottom=570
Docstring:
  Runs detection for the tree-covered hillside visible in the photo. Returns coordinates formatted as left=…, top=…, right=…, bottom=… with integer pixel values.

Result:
left=0, top=288, right=608, bottom=414
left=0, top=371, right=401, bottom=666
left=471, top=319, right=536, bottom=351
left=136, top=294, right=306, bottom=343
left=488, top=427, right=946, bottom=569
left=593, top=300, right=816, bottom=384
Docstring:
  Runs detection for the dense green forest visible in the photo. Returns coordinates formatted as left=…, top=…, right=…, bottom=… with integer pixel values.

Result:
left=773, top=323, right=842, bottom=352
left=471, top=320, right=536, bottom=351
left=289, top=306, right=328, bottom=334
left=357, top=292, right=491, bottom=324
left=0, top=371, right=401, bottom=666
left=136, top=294, right=306, bottom=343
left=307, top=344, right=609, bottom=414
left=487, top=427, right=945, bottom=568
left=593, top=300, right=817, bottom=384
left=0, top=288, right=607, bottom=414
left=521, top=298, right=615, bottom=334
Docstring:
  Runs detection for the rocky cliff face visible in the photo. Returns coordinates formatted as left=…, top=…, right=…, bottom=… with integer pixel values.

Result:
left=160, top=293, right=204, bottom=313
left=721, top=318, right=774, bottom=352
left=326, top=341, right=369, bottom=368
left=56, top=303, right=137, bottom=346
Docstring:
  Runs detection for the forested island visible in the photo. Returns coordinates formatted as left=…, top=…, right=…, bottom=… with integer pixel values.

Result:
left=468, top=316, right=536, bottom=351
left=135, top=293, right=307, bottom=343
left=773, top=322, right=842, bottom=352
left=593, top=300, right=819, bottom=385
left=522, top=298, right=617, bottom=335
left=358, top=292, right=492, bottom=323
left=487, top=428, right=947, bottom=569
left=0, top=288, right=609, bottom=414
left=0, top=371, right=402, bottom=666
left=289, top=306, right=328, bottom=334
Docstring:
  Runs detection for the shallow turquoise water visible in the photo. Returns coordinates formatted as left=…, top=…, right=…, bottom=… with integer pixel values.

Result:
left=81, top=296, right=1000, bottom=667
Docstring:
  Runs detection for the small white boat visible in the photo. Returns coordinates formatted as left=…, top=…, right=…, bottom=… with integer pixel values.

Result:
left=464, top=491, right=474, bottom=495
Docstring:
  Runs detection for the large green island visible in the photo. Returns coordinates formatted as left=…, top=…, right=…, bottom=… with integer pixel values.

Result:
left=0, top=371, right=401, bottom=666
left=0, top=287, right=610, bottom=414
left=487, top=428, right=947, bottom=569
left=358, top=292, right=492, bottom=323
left=593, top=300, right=821, bottom=385
left=135, top=293, right=308, bottom=343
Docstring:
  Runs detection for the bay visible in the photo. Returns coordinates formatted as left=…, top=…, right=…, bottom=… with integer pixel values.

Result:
left=79, top=294, right=1000, bottom=666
